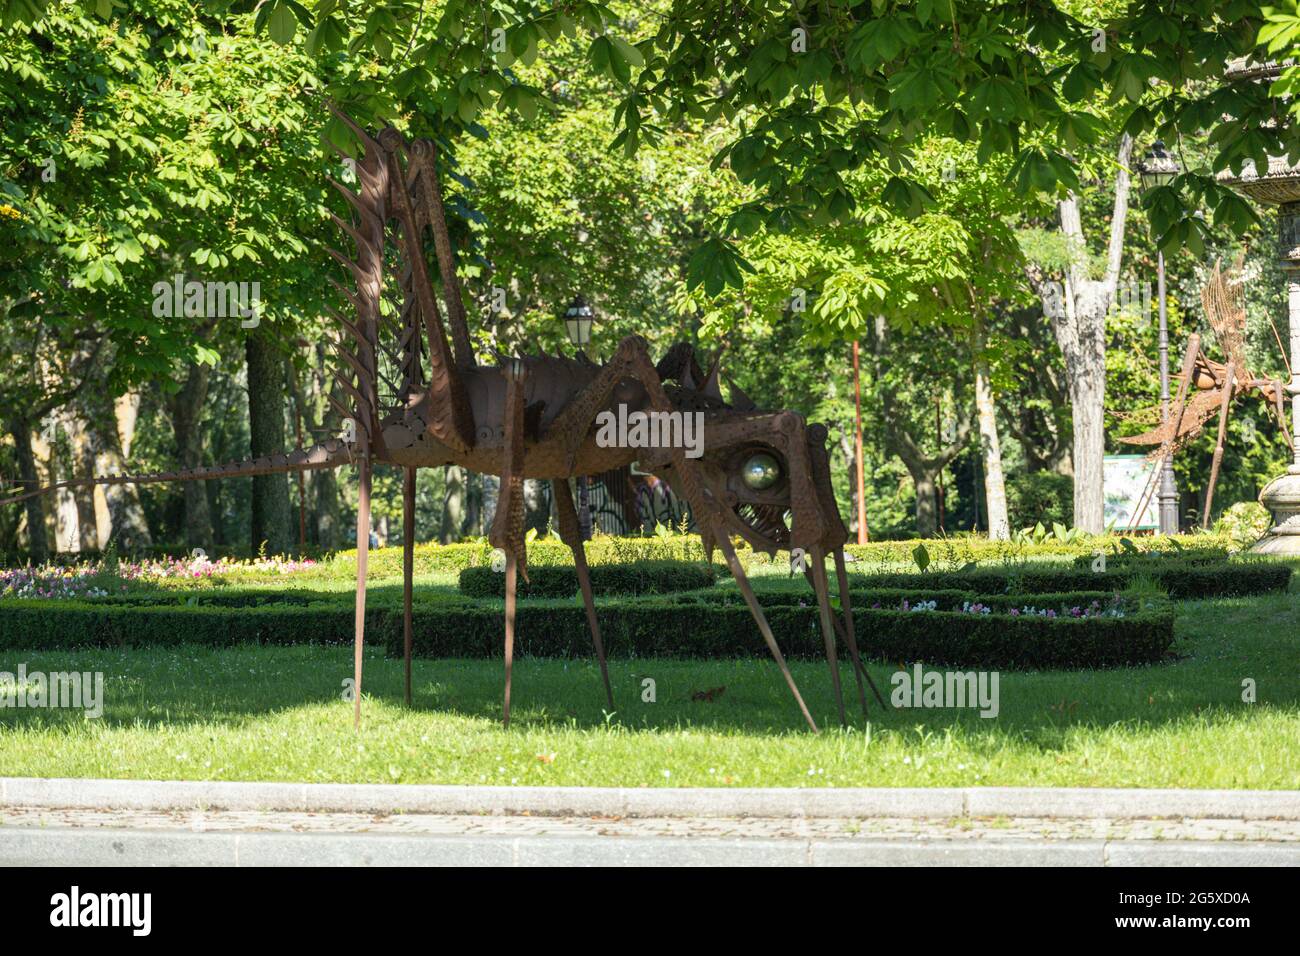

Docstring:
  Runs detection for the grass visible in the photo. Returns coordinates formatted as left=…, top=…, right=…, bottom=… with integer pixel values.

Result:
left=0, top=579, right=1296, bottom=789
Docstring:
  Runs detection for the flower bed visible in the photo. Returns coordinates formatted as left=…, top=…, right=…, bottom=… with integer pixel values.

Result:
left=0, top=554, right=319, bottom=602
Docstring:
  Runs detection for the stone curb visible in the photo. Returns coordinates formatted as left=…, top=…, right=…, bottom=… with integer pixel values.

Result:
left=3, top=828, right=1298, bottom=867
left=2, top=778, right=1298, bottom=820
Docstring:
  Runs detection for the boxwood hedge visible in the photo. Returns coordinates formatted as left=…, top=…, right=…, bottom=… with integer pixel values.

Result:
left=6, top=532, right=1235, bottom=574
left=1069, top=547, right=1228, bottom=568
left=0, top=589, right=1174, bottom=669
left=458, top=561, right=716, bottom=598
left=848, top=559, right=1290, bottom=599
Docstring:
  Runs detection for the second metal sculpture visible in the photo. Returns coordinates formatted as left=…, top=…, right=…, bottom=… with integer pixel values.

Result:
left=1120, top=258, right=1291, bottom=528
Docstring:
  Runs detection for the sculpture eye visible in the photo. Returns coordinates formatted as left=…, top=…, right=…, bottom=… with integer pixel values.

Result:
left=741, top=452, right=781, bottom=490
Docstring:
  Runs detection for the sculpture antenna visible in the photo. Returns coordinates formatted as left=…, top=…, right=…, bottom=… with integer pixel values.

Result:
left=405, top=136, right=475, bottom=368
left=1202, top=256, right=1248, bottom=371
left=374, top=126, right=475, bottom=451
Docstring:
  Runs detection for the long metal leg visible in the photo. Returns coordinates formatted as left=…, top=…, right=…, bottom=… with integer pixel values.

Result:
left=490, top=361, right=529, bottom=728
left=717, top=534, right=819, bottom=733
left=1203, top=362, right=1236, bottom=528
left=503, top=551, right=518, bottom=728
left=403, top=465, right=415, bottom=707
left=353, top=456, right=371, bottom=730
left=1274, top=383, right=1294, bottom=453
left=834, top=548, right=885, bottom=711
left=620, top=340, right=820, bottom=731
left=544, top=335, right=820, bottom=730
left=807, top=547, right=846, bottom=727
left=552, top=479, right=613, bottom=711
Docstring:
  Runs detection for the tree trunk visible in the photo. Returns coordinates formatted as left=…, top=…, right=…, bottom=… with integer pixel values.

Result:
left=246, top=334, right=292, bottom=554
left=47, top=417, right=80, bottom=553
left=523, top=478, right=550, bottom=535
left=467, top=472, right=486, bottom=536
left=911, top=471, right=938, bottom=538
left=312, top=467, right=342, bottom=547
left=87, top=395, right=152, bottom=550
left=440, top=464, right=466, bottom=543
left=11, top=419, right=49, bottom=561
left=973, top=331, right=1010, bottom=540
left=1067, top=327, right=1107, bottom=533
left=836, top=429, right=863, bottom=540
left=303, top=348, right=342, bottom=548
left=64, top=412, right=100, bottom=551
left=1033, top=133, right=1132, bottom=534
left=1052, top=275, right=1112, bottom=534
left=168, top=363, right=213, bottom=551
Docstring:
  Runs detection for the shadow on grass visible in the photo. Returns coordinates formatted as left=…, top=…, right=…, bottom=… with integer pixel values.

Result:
left=2, top=608, right=1295, bottom=751
left=1, top=582, right=1295, bottom=750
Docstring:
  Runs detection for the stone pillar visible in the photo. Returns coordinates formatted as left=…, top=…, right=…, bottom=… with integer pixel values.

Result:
left=1252, top=201, right=1300, bottom=553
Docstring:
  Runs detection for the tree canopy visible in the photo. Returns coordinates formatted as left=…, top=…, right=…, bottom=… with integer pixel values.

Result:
left=8, top=1, right=1276, bottom=294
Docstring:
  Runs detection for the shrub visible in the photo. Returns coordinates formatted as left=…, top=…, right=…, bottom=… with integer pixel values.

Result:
left=4, top=531, right=1244, bottom=576
left=848, top=559, right=1291, bottom=599
left=458, top=561, right=716, bottom=598
left=852, top=601, right=1173, bottom=669
left=1069, top=547, right=1229, bottom=568
left=0, top=589, right=1173, bottom=669
left=1006, top=471, right=1073, bottom=529
left=1214, top=501, right=1272, bottom=548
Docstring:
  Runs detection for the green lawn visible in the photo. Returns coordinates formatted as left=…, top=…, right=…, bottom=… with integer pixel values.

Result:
left=0, top=583, right=1296, bottom=789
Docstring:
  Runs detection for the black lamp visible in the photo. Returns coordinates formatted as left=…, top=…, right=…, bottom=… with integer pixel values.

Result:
left=1138, top=141, right=1180, bottom=190
left=563, top=295, right=594, bottom=350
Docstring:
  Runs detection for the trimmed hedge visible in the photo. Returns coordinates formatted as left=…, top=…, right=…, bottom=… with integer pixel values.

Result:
left=0, top=589, right=1174, bottom=669
left=852, top=604, right=1172, bottom=669
left=458, top=561, right=716, bottom=598
left=324, top=533, right=1236, bottom=577
left=848, top=560, right=1291, bottom=599
left=3, top=532, right=1243, bottom=579
left=1069, top=547, right=1228, bottom=568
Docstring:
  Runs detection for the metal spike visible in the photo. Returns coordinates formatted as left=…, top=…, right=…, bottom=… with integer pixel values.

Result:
left=326, top=247, right=367, bottom=285
left=327, top=103, right=385, bottom=156
left=723, top=373, right=757, bottom=412
left=703, top=349, right=724, bottom=400
left=327, top=179, right=381, bottom=228
left=327, top=285, right=365, bottom=321
left=327, top=210, right=369, bottom=254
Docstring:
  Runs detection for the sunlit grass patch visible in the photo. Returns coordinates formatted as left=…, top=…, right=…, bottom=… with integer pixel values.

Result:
left=0, top=584, right=1295, bottom=789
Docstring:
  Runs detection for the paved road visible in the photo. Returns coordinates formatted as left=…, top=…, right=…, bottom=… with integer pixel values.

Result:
left=4, top=806, right=1298, bottom=866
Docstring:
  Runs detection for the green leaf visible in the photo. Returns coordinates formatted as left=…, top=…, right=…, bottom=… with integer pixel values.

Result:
left=685, top=238, right=754, bottom=297
left=268, top=3, right=298, bottom=45
left=912, top=543, right=930, bottom=572
left=609, top=35, right=644, bottom=69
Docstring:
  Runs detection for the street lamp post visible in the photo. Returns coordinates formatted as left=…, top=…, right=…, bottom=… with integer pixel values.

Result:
left=1137, top=141, right=1182, bottom=534
left=563, top=296, right=596, bottom=540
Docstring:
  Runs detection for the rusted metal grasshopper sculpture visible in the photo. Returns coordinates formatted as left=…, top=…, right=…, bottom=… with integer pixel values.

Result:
left=2, top=109, right=882, bottom=732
